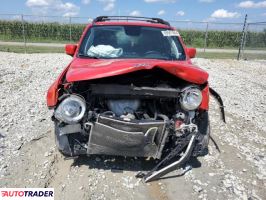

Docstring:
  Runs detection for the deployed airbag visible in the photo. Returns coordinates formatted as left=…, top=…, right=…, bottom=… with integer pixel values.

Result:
left=87, top=45, right=123, bottom=58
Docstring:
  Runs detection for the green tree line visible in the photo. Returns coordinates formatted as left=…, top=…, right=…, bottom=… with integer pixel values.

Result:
left=0, top=20, right=265, bottom=48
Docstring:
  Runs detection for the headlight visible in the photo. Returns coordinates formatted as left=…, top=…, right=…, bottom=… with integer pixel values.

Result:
left=54, top=95, right=86, bottom=124
left=180, top=86, right=202, bottom=111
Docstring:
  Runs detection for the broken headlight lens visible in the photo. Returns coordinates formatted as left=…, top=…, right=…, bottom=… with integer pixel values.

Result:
left=180, top=87, right=202, bottom=111
left=54, top=95, right=86, bottom=124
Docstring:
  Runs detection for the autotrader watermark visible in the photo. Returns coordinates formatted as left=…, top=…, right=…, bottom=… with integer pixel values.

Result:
left=0, top=188, right=54, bottom=199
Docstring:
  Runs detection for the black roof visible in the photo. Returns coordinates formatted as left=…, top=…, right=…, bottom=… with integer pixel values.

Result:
left=93, top=16, right=170, bottom=26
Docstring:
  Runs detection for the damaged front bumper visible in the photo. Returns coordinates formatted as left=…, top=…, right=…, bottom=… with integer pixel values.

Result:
left=53, top=87, right=225, bottom=182
left=54, top=112, right=208, bottom=158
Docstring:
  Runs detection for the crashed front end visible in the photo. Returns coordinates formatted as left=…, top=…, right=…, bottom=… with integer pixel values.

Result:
left=48, top=67, right=219, bottom=181
left=50, top=68, right=210, bottom=156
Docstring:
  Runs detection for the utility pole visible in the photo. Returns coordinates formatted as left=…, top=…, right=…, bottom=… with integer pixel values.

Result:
left=237, top=14, right=248, bottom=60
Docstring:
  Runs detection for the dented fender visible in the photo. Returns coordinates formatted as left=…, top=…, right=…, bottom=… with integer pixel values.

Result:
left=47, top=64, right=71, bottom=108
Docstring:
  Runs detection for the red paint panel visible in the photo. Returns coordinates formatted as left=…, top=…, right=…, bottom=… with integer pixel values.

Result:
left=46, top=65, right=71, bottom=108
left=186, top=48, right=196, bottom=58
left=65, top=58, right=209, bottom=84
left=47, top=81, right=59, bottom=108
left=199, top=84, right=209, bottom=110
left=65, top=44, right=77, bottom=56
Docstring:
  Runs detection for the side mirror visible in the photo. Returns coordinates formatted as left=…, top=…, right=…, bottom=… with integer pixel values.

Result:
left=65, top=44, right=77, bottom=56
left=186, top=47, right=196, bottom=58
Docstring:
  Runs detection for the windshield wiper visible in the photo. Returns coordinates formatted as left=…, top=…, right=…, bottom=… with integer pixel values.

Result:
left=78, top=53, right=99, bottom=59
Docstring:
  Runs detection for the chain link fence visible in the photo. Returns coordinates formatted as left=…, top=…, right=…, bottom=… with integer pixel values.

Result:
left=171, top=21, right=244, bottom=48
left=0, top=14, right=265, bottom=59
left=242, top=22, right=266, bottom=60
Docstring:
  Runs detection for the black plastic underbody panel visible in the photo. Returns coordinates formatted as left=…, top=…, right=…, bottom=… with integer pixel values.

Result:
left=87, top=115, right=167, bottom=158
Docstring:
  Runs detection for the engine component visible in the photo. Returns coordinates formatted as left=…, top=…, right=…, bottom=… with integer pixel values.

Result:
left=175, top=112, right=185, bottom=120
left=176, top=119, right=198, bottom=134
left=107, top=99, right=140, bottom=116
left=120, top=113, right=136, bottom=121
left=54, top=95, right=86, bottom=124
left=180, top=86, right=202, bottom=111
left=87, top=115, right=167, bottom=158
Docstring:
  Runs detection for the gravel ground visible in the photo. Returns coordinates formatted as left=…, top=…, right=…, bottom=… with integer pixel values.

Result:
left=0, top=52, right=265, bottom=200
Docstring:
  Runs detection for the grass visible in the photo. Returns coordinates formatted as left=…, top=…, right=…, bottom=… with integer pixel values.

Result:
left=199, top=52, right=266, bottom=59
left=197, top=52, right=238, bottom=59
left=0, top=44, right=265, bottom=60
left=0, top=35, right=77, bottom=44
left=0, top=45, right=64, bottom=53
left=241, top=54, right=266, bottom=60
left=197, top=52, right=266, bottom=59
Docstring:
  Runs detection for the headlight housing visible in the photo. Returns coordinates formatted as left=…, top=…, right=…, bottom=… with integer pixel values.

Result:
left=54, top=95, right=86, bottom=124
left=180, top=86, right=202, bottom=111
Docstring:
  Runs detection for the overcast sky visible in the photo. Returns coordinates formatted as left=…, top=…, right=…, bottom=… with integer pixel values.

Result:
left=0, top=0, right=265, bottom=23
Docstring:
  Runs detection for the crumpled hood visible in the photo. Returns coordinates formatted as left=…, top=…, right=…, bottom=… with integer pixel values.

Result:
left=66, top=58, right=208, bottom=84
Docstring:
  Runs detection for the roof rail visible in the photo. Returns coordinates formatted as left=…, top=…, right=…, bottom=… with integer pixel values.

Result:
left=93, top=16, right=170, bottom=26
